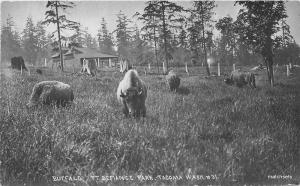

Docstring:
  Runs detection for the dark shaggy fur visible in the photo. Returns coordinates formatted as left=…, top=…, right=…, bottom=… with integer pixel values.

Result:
left=166, top=70, right=181, bottom=91
left=225, top=70, right=256, bottom=88
left=11, top=56, right=27, bottom=71
left=27, top=81, right=74, bottom=108
left=36, top=69, right=42, bottom=75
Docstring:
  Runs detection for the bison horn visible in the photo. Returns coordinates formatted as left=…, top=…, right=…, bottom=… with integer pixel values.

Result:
left=120, top=90, right=126, bottom=98
left=137, top=88, right=143, bottom=95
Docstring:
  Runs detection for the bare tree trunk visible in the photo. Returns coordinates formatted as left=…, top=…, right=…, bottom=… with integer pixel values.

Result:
left=55, top=1, right=64, bottom=72
left=201, top=5, right=210, bottom=76
left=264, top=36, right=275, bottom=87
left=155, top=45, right=159, bottom=74
left=153, top=23, right=159, bottom=74
left=202, top=22, right=210, bottom=76
left=162, top=5, right=168, bottom=72
left=270, top=65, right=274, bottom=87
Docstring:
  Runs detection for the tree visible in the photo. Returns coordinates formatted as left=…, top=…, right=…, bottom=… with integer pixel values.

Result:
left=22, top=17, right=38, bottom=65
left=69, top=26, right=85, bottom=48
left=114, top=11, right=133, bottom=60
left=235, top=1, right=288, bottom=86
left=139, top=1, right=183, bottom=72
left=274, top=41, right=300, bottom=66
left=155, top=1, right=183, bottom=70
left=135, top=1, right=161, bottom=73
left=216, top=16, right=236, bottom=65
left=130, top=25, right=151, bottom=65
left=42, top=1, right=79, bottom=71
left=178, top=28, right=188, bottom=49
left=187, top=1, right=216, bottom=76
left=83, top=28, right=94, bottom=48
left=98, top=18, right=115, bottom=54
left=280, top=19, right=293, bottom=48
left=1, top=16, right=22, bottom=62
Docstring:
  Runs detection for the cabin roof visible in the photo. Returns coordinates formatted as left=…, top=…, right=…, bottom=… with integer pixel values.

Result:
left=52, top=47, right=118, bottom=59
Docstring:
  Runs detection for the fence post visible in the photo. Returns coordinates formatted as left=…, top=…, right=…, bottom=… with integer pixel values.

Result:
left=21, top=65, right=23, bottom=75
left=44, top=58, right=47, bottom=67
left=233, top=63, right=236, bottom=71
left=218, top=63, right=221, bottom=76
left=185, top=63, right=189, bottom=76
left=163, top=62, right=167, bottom=74
left=119, top=60, right=123, bottom=72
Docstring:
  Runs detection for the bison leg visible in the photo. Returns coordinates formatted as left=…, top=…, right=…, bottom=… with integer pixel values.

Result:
left=122, top=102, right=129, bottom=117
left=252, top=76, right=256, bottom=88
left=141, top=105, right=146, bottom=117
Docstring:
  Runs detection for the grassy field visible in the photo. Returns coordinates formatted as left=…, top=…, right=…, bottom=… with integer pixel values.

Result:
left=0, top=64, right=299, bottom=186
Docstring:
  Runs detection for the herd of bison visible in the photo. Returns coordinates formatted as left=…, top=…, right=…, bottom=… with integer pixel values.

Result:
left=11, top=56, right=256, bottom=118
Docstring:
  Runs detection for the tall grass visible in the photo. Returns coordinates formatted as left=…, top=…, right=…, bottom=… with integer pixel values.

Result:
left=0, top=66, right=299, bottom=186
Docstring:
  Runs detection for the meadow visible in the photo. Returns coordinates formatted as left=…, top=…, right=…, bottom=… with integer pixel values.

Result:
left=0, top=64, right=299, bottom=186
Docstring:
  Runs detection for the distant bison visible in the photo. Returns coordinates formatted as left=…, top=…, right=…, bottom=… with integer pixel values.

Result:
left=27, top=81, right=74, bottom=108
left=36, top=69, right=42, bottom=75
left=11, top=56, right=27, bottom=71
left=117, top=69, right=147, bottom=117
left=166, top=70, right=180, bottom=91
left=224, top=70, right=256, bottom=88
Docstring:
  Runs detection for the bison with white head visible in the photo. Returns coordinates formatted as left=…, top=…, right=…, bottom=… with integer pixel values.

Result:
left=117, top=69, right=147, bottom=117
left=166, top=70, right=180, bottom=91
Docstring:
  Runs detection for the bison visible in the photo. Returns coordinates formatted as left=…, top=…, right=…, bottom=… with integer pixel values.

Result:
left=27, top=81, right=74, bottom=108
left=36, top=69, right=43, bottom=75
left=11, top=56, right=27, bottom=71
left=117, top=69, right=147, bottom=117
left=224, top=70, right=256, bottom=88
left=166, top=70, right=180, bottom=91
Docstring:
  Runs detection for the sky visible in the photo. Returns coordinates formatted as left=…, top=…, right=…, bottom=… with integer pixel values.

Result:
left=1, top=0, right=300, bottom=44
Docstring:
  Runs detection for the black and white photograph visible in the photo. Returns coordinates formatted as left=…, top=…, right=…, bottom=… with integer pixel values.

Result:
left=1, top=0, right=300, bottom=185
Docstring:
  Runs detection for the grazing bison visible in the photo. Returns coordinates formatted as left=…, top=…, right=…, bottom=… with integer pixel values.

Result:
left=166, top=70, right=180, bottom=91
left=27, top=81, right=74, bottom=108
left=117, top=69, right=147, bottom=117
left=11, top=56, right=27, bottom=71
left=36, top=69, right=42, bottom=75
left=224, top=70, right=256, bottom=88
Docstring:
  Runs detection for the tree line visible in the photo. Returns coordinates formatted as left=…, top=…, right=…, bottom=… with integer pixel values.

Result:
left=1, top=1, right=300, bottom=85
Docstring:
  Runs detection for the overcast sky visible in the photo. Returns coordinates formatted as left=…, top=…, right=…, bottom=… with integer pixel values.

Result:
left=1, top=1, right=300, bottom=44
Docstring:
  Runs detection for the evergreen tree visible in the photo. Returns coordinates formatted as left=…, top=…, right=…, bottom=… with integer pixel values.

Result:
left=69, top=26, right=85, bottom=48
left=136, top=1, right=161, bottom=72
left=42, top=1, right=79, bottom=71
left=98, top=18, right=115, bottom=54
left=114, top=11, right=133, bottom=60
left=187, top=1, right=216, bottom=76
left=35, top=21, right=50, bottom=65
left=216, top=16, right=236, bottom=65
left=130, top=25, right=149, bottom=65
left=280, top=19, right=293, bottom=48
left=1, top=16, right=22, bottom=62
left=148, top=1, right=183, bottom=70
left=22, top=17, right=38, bottom=65
left=178, top=28, right=188, bottom=49
left=83, top=28, right=93, bottom=48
